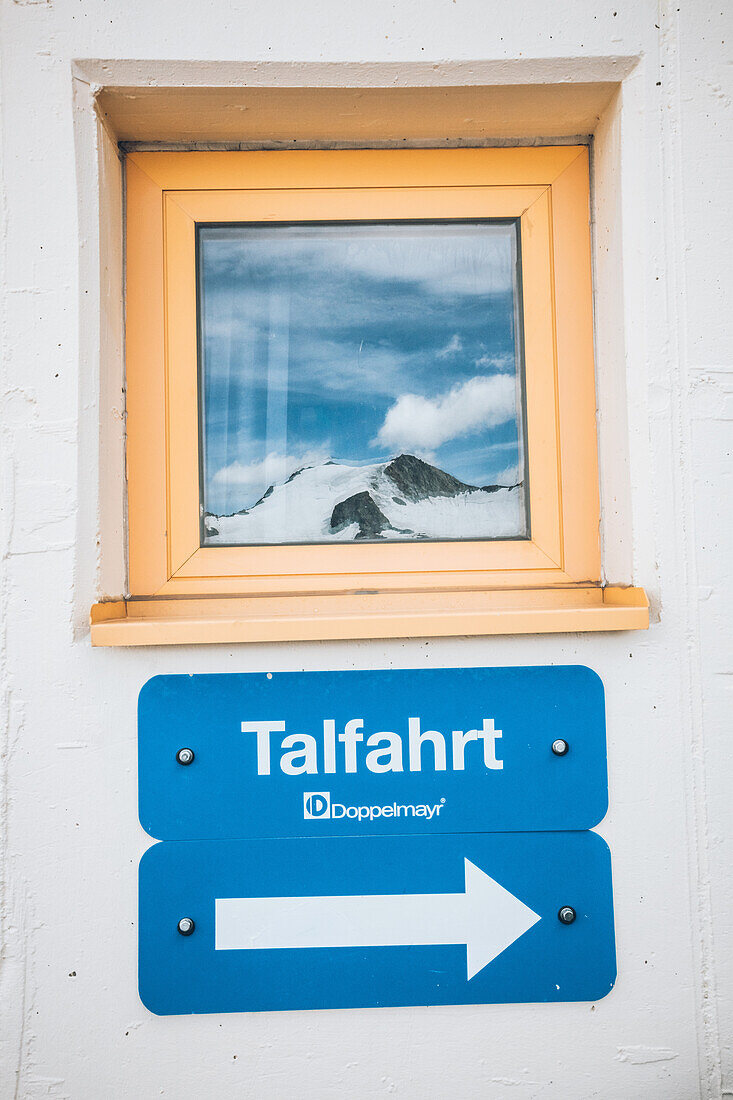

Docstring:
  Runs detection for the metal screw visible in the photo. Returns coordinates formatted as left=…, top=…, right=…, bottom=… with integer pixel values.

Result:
left=558, top=906, right=576, bottom=925
left=176, top=747, right=195, bottom=766
left=177, top=917, right=195, bottom=936
left=552, top=739, right=569, bottom=756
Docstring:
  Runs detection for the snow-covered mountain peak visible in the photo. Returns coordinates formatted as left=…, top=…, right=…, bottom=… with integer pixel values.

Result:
left=205, top=454, right=524, bottom=545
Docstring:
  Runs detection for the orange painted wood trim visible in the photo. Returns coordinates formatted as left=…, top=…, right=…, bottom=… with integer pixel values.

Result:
left=127, top=147, right=585, bottom=192
left=519, top=189, right=562, bottom=564
left=159, top=171, right=567, bottom=590
left=125, top=158, right=169, bottom=593
left=115, top=145, right=636, bottom=643
left=90, top=586, right=649, bottom=646
left=550, top=147, right=602, bottom=580
left=165, top=538, right=559, bottom=585
left=90, top=599, right=127, bottom=623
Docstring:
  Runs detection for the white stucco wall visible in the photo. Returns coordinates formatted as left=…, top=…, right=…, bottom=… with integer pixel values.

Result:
left=1, top=1, right=731, bottom=1097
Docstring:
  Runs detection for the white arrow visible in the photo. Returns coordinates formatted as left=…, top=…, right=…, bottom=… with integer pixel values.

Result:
left=215, top=858, right=540, bottom=980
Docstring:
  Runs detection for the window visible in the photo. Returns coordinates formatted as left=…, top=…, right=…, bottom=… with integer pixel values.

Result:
left=198, top=219, right=528, bottom=547
left=91, top=147, right=648, bottom=643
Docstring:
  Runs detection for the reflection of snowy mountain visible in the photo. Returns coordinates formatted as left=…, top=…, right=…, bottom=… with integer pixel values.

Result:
left=205, top=453, right=525, bottom=544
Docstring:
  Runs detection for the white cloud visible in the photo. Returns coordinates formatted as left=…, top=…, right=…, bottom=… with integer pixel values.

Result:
left=436, top=334, right=463, bottom=359
left=373, top=374, right=517, bottom=454
left=202, top=223, right=514, bottom=301
left=211, top=448, right=330, bottom=500
left=495, top=462, right=521, bottom=485
left=333, top=228, right=514, bottom=296
left=475, top=353, right=515, bottom=372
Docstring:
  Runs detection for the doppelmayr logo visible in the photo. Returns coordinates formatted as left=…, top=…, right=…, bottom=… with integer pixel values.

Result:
left=303, top=791, right=446, bottom=822
left=303, top=792, right=331, bottom=818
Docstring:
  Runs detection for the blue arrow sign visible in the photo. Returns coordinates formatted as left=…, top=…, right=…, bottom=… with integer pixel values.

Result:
left=138, top=831, right=616, bottom=1014
left=138, top=666, right=607, bottom=839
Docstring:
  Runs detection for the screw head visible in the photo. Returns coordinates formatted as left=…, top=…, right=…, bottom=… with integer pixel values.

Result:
left=177, top=917, right=195, bottom=936
left=558, top=906, right=577, bottom=925
left=552, top=739, right=569, bottom=756
left=176, top=747, right=195, bottom=766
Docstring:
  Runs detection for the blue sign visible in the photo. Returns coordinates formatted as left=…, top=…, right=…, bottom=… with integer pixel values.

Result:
left=138, top=666, right=607, bottom=839
left=138, top=830, right=616, bottom=1015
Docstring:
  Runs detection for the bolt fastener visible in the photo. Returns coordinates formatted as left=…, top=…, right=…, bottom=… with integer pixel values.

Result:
left=176, top=747, right=195, bottom=766
left=552, top=739, right=569, bottom=756
left=177, top=917, right=195, bottom=936
left=558, top=906, right=577, bottom=925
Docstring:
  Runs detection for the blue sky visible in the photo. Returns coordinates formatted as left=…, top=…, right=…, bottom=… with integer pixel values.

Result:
left=199, top=221, right=525, bottom=516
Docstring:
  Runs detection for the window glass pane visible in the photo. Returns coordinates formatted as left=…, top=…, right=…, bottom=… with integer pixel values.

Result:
left=198, top=221, right=529, bottom=545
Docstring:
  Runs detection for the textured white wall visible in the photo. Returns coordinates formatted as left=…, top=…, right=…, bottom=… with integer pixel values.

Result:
left=0, top=1, right=731, bottom=1097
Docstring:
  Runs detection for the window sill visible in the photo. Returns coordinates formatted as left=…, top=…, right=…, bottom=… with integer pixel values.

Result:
left=90, top=585, right=648, bottom=646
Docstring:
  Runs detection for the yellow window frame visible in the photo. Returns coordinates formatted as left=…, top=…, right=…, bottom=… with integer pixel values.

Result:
left=91, top=146, right=648, bottom=644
